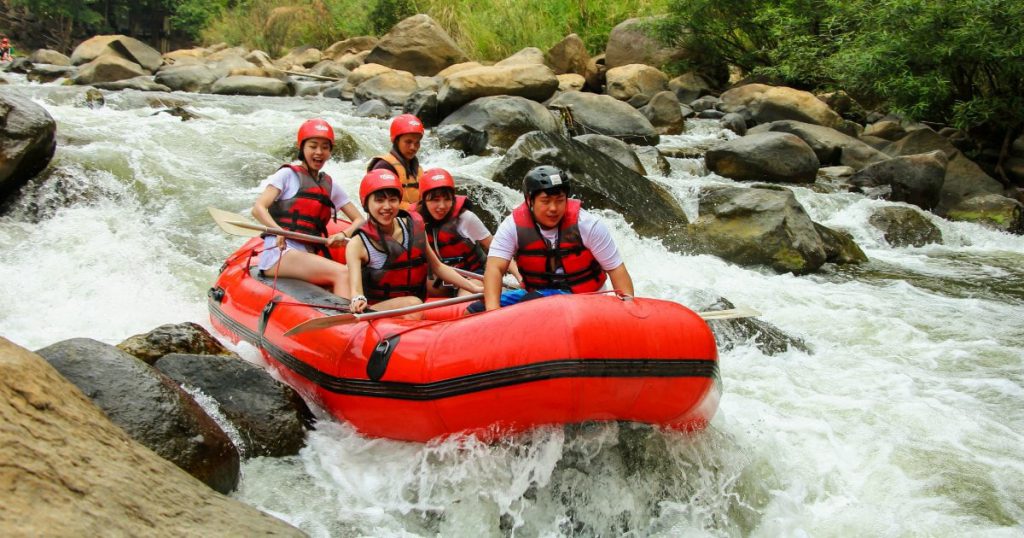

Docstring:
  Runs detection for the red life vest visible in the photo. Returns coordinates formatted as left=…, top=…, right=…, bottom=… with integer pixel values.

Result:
left=512, top=199, right=606, bottom=293
left=413, top=195, right=487, bottom=273
left=367, top=152, right=422, bottom=208
left=357, top=210, right=429, bottom=302
left=268, top=164, right=335, bottom=257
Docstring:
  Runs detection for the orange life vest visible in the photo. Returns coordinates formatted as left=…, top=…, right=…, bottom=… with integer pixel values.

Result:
left=512, top=199, right=606, bottom=293
left=367, top=152, right=422, bottom=208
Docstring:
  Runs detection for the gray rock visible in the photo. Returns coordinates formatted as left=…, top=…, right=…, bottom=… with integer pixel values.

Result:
left=72, top=54, right=147, bottom=85
left=573, top=133, right=646, bottom=175
left=117, top=322, right=236, bottom=365
left=945, top=194, right=1023, bottom=234
left=496, top=47, right=547, bottom=66
left=154, top=353, right=313, bottom=458
left=27, top=64, right=75, bottom=83
left=634, top=145, right=672, bottom=176
left=211, top=75, right=291, bottom=97
left=0, top=94, right=57, bottom=202
left=702, top=297, right=811, bottom=355
left=365, top=14, right=468, bottom=76
left=705, top=132, right=820, bottom=183
left=748, top=119, right=889, bottom=170
left=638, top=90, right=684, bottom=135
left=850, top=151, right=947, bottom=210
left=669, top=72, right=715, bottom=104
left=548, top=91, right=660, bottom=145
left=436, top=124, right=489, bottom=156
left=492, top=131, right=687, bottom=237
left=155, top=64, right=221, bottom=93
left=814, top=222, right=869, bottom=264
left=721, top=112, right=747, bottom=135
left=353, top=69, right=418, bottom=106
left=869, top=206, right=943, bottom=247
left=92, top=76, right=172, bottom=92
left=440, top=95, right=559, bottom=149
left=720, top=84, right=843, bottom=129
left=354, top=98, right=392, bottom=119
left=605, top=64, right=669, bottom=102
left=35, top=338, right=239, bottom=494
left=404, top=89, right=441, bottom=127
left=437, top=63, right=559, bottom=114
left=29, top=48, right=72, bottom=66
left=546, top=33, right=589, bottom=75
left=605, top=17, right=687, bottom=69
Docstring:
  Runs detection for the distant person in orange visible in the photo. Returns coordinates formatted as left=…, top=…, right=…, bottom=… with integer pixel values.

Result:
left=0, top=38, right=14, bottom=62
left=367, top=114, right=424, bottom=209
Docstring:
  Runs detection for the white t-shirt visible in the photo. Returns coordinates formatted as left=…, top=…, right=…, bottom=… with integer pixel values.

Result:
left=489, top=207, right=623, bottom=271
left=449, top=210, right=492, bottom=243
left=257, top=166, right=353, bottom=270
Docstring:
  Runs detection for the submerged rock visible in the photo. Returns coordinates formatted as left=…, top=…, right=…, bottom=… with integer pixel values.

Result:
left=0, top=93, right=57, bottom=202
left=869, top=206, right=943, bottom=247
left=117, top=322, right=235, bottom=365
left=945, top=194, right=1023, bottom=234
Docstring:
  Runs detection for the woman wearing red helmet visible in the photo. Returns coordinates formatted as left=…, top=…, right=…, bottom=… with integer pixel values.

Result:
left=345, top=169, right=483, bottom=317
left=252, top=118, right=364, bottom=297
left=366, top=114, right=425, bottom=209
left=412, top=168, right=521, bottom=297
left=0, top=38, right=13, bottom=62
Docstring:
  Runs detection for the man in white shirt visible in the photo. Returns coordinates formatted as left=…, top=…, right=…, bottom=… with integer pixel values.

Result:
left=470, top=165, right=635, bottom=312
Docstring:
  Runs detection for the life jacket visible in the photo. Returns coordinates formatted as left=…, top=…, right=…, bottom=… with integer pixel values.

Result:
left=512, top=199, right=606, bottom=293
left=357, top=210, right=429, bottom=302
left=268, top=164, right=335, bottom=258
left=413, top=195, right=486, bottom=273
left=367, top=151, right=422, bottom=208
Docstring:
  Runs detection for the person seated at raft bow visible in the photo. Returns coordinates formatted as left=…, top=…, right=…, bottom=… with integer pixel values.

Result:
left=346, top=169, right=484, bottom=318
left=252, top=118, right=364, bottom=298
left=467, top=165, right=635, bottom=313
left=412, top=167, right=522, bottom=297
left=366, top=113, right=424, bottom=209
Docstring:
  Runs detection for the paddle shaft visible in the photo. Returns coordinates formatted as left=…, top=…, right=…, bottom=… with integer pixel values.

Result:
left=225, top=219, right=330, bottom=244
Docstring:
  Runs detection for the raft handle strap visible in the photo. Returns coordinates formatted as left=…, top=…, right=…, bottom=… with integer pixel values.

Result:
left=367, top=334, right=400, bottom=381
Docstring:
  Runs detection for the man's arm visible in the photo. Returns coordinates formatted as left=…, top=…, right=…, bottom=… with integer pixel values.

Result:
left=483, top=256, right=511, bottom=311
left=606, top=263, right=634, bottom=297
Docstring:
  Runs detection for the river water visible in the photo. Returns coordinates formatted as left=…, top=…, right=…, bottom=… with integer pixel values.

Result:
left=2, top=80, right=1022, bottom=537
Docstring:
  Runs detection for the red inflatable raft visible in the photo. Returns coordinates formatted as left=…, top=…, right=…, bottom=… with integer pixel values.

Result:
left=208, top=238, right=720, bottom=442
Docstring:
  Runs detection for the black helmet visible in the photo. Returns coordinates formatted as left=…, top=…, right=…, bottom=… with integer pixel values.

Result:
left=523, top=165, right=571, bottom=203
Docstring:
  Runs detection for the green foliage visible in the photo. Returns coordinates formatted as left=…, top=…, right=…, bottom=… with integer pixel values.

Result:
left=169, top=0, right=232, bottom=39
left=661, top=0, right=1024, bottom=132
left=369, top=0, right=415, bottom=35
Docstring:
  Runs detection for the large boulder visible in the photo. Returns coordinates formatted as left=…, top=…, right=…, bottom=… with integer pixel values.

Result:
left=72, top=54, right=148, bottom=85
left=748, top=120, right=889, bottom=170
left=117, top=322, right=236, bottom=365
left=669, top=72, right=715, bottom=104
left=70, top=35, right=161, bottom=72
left=211, top=75, right=291, bottom=97
left=491, top=131, right=688, bottom=236
left=945, top=194, right=1023, bottom=234
left=276, top=45, right=322, bottom=69
left=573, top=133, right=647, bottom=176
left=69, top=35, right=119, bottom=65
left=354, top=69, right=418, bottom=106
left=639, top=90, right=685, bottom=135
left=868, top=206, right=943, bottom=247
left=939, top=153, right=1005, bottom=214
left=720, top=84, right=843, bottom=129
left=546, top=33, right=589, bottom=75
left=668, top=186, right=835, bottom=274
left=705, top=132, right=820, bottom=183
left=850, top=151, right=947, bottom=210
left=495, top=47, right=547, bottom=66
left=365, top=14, right=468, bottom=76
left=0, top=94, right=57, bottom=201
left=439, top=95, right=560, bottom=149
left=548, top=91, right=660, bottom=145
left=605, top=17, right=686, bottom=69
left=35, top=338, right=240, bottom=494
left=29, top=48, right=71, bottom=66
left=0, top=338, right=302, bottom=537
left=605, top=63, right=669, bottom=101
left=154, top=353, right=313, bottom=458
left=324, top=36, right=378, bottom=59
left=155, top=64, right=222, bottom=93
left=437, top=63, right=559, bottom=114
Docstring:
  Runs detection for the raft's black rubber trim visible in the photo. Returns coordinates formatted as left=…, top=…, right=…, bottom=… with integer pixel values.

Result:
left=210, top=299, right=718, bottom=401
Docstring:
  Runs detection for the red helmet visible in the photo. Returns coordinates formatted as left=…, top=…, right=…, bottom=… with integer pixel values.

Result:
left=419, top=168, right=455, bottom=199
left=360, top=169, right=402, bottom=207
left=389, top=114, right=424, bottom=142
left=297, top=119, right=334, bottom=148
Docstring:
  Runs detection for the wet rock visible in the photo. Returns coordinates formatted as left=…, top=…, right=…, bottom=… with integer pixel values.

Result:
left=436, top=124, right=489, bottom=156
left=634, top=145, right=672, bottom=176
left=668, top=186, right=832, bottom=274
left=4, top=57, right=33, bottom=74
left=697, top=109, right=725, bottom=119
left=154, top=353, right=313, bottom=458
left=720, top=84, right=843, bottom=129
left=702, top=298, right=811, bottom=355
left=869, top=206, right=943, bottom=247
left=721, top=112, right=747, bottom=135
left=27, top=64, right=75, bottom=83
left=573, top=134, right=646, bottom=175
left=354, top=98, right=392, bottom=119
left=404, top=89, right=441, bottom=127
left=211, top=75, right=290, bottom=97
left=850, top=151, right=947, bottom=210
left=0, top=93, right=57, bottom=202
left=152, top=106, right=207, bottom=121
left=945, top=194, right=1023, bottom=234
left=815, top=222, right=868, bottom=264
left=669, top=72, right=715, bottom=104
left=437, top=63, right=559, bottom=114
left=0, top=338, right=302, bottom=536
left=706, top=132, right=820, bottom=183
left=440, top=95, right=559, bottom=149
left=365, top=14, right=468, bottom=76
left=938, top=153, right=1005, bottom=214
left=638, top=90, right=685, bottom=135
left=748, top=120, right=889, bottom=170
left=35, top=338, right=239, bottom=493
left=83, top=88, right=104, bottom=108
left=546, top=33, right=589, bottom=76
left=548, top=90, right=660, bottom=145
left=689, top=95, right=720, bottom=112
left=92, top=76, right=172, bottom=92
left=107, top=36, right=163, bottom=72
left=72, top=54, right=147, bottom=85
left=605, top=63, right=669, bottom=102
left=492, top=131, right=687, bottom=236
left=117, top=322, right=235, bottom=365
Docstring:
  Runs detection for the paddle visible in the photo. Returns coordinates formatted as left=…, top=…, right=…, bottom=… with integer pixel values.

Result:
left=208, top=206, right=357, bottom=245
left=283, top=293, right=484, bottom=336
left=698, top=305, right=761, bottom=321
